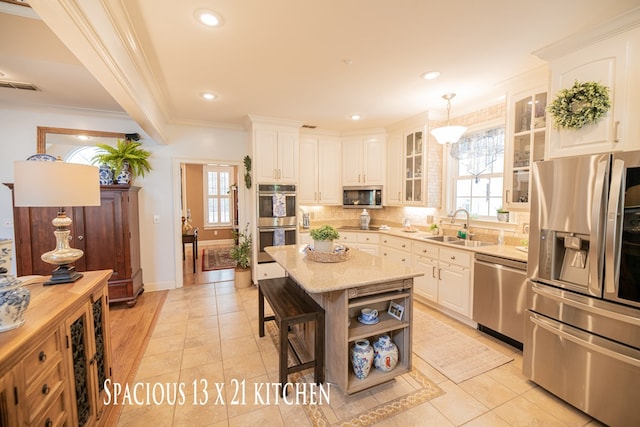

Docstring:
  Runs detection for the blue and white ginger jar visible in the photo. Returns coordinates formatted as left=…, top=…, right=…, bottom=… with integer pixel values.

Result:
left=116, top=161, right=132, bottom=185
left=99, top=164, right=114, bottom=185
left=351, top=339, right=374, bottom=379
left=0, top=275, right=30, bottom=332
left=373, top=335, right=399, bottom=372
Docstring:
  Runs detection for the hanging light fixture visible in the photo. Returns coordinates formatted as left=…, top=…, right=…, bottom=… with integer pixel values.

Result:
left=430, top=93, right=467, bottom=145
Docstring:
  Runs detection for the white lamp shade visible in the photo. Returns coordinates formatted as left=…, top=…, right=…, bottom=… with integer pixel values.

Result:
left=430, top=125, right=467, bottom=145
left=13, top=161, right=101, bottom=207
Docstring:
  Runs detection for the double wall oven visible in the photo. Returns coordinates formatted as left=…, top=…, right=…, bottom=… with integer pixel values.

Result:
left=526, top=152, right=640, bottom=427
left=256, top=184, right=297, bottom=263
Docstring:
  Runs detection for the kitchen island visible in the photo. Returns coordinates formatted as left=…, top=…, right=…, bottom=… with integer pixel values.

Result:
left=265, top=244, right=423, bottom=394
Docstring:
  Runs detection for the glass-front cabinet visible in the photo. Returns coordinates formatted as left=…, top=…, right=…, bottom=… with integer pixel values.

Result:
left=505, top=89, right=547, bottom=208
left=404, top=129, right=424, bottom=204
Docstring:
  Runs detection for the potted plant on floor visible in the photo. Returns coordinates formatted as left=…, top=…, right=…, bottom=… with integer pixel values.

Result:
left=92, top=139, right=152, bottom=185
left=230, top=223, right=253, bottom=288
left=310, top=225, right=340, bottom=253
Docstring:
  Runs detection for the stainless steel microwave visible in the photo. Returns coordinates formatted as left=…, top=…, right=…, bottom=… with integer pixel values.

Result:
left=342, top=186, right=383, bottom=209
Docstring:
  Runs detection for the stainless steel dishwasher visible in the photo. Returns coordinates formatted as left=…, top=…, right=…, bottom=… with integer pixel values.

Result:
left=473, top=253, right=527, bottom=348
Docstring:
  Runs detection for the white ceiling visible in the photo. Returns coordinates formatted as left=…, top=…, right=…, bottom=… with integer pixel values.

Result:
left=1, top=0, right=639, bottom=141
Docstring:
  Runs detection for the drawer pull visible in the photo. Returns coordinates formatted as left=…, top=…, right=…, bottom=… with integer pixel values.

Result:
left=401, top=244, right=406, bottom=248
left=450, top=256, right=456, bottom=260
left=38, top=351, right=47, bottom=363
left=45, top=418, right=53, bottom=427
left=42, top=384, right=50, bottom=396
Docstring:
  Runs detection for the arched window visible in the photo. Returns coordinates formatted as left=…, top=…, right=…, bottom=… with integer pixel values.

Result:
left=65, top=146, right=102, bottom=165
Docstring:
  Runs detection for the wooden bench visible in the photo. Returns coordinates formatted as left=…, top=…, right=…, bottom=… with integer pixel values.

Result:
left=258, top=277, right=325, bottom=394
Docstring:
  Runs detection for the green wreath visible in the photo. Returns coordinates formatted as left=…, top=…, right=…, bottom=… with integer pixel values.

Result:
left=547, top=81, right=611, bottom=129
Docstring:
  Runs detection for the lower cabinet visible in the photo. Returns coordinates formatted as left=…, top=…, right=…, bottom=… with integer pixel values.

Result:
left=0, top=270, right=113, bottom=427
left=380, top=235, right=412, bottom=265
left=338, top=231, right=380, bottom=256
left=412, top=241, right=472, bottom=318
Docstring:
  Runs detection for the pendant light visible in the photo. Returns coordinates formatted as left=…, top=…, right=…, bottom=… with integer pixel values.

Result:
left=430, top=93, right=467, bottom=145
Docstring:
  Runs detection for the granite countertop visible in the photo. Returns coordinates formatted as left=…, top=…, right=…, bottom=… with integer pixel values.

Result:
left=264, top=245, right=423, bottom=293
left=300, top=226, right=528, bottom=263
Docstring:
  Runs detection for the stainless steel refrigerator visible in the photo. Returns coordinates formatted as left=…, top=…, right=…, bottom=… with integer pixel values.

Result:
left=525, top=152, right=640, bottom=427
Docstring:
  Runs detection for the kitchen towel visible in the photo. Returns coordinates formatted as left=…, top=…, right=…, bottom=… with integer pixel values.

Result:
left=273, top=229, right=285, bottom=246
left=273, top=193, right=286, bottom=217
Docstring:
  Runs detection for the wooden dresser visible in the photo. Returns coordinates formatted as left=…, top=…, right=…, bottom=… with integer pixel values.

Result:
left=0, top=270, right=113, bottom=427
left=4, top=184, right=144, bottom=307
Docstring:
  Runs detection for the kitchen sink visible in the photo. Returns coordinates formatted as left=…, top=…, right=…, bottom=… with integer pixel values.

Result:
left=448, top=240, right=492, bottom=247
left=422, top=235, right=459, bottom=243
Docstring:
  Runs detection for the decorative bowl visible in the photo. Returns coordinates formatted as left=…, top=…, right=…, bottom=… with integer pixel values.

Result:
left=0, top=275, right=31, bottom=332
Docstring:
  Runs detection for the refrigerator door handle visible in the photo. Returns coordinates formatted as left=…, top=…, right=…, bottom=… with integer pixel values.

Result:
left=529, top=313, right=640, bottom=368
left=589, top=159, right=608, bottom=295
left=605, top=159, right=625, bottom=295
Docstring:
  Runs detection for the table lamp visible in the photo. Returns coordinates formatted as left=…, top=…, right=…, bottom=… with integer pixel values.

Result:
left=13, top=160, right=101, bottom=285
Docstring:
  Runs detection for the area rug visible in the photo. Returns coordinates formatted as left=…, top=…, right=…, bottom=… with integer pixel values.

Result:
left=265, top=321, right=444, bottom=427
left=412, top=312, right=513, bottom=384
left=202, top=246, right=236, bottom=271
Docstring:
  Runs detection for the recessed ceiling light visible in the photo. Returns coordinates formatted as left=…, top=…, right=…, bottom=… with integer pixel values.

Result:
left=196, top=9, right=223, bottom=27
left=422, top=71, right=440, bottom=80
left=201, top=93, right=217, bottom=100
left=350, top=115, right=361, bottom=121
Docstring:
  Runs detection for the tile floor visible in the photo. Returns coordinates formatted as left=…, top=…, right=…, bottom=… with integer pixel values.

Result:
left=116, top=265, right=605, bottom=426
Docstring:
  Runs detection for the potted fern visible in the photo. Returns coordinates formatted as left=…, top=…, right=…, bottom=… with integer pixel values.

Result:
left=92, top=139, right=152, bottom=185
left=230, top=224, right=252, bottom=288
left=310, top=225, right=340, bottom=253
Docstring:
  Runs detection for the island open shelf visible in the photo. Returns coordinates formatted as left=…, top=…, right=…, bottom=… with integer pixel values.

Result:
left=265, top=245, right=421, bottom=395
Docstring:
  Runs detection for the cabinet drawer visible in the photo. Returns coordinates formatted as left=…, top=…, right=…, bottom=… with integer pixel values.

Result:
left=439, top=247, right=471, bottom=268
left=413, top=241, right=438, bottom=258
left=381, top=247, right=411, bottom=265
left=357, top=232, right=379, bottom=244
left=380, top=235, right=412, bottom=252
left=27, top=362, right=65, bottom=422
left=31, top=388, right=67, bottom=427
left=338, top=232, right=357, bottom=243
left=24, top=329, right=63, bottom=386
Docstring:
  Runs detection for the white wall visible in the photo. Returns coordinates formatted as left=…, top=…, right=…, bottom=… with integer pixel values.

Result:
left=0, top=105, right=249, bottom=291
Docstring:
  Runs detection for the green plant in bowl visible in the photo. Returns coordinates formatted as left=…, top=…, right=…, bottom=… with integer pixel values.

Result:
left=310, top=225, right=340, bottom=241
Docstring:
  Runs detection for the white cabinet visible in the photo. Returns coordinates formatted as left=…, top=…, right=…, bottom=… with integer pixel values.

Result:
left=410, top=241, right=472, bottom=318
left=298, top=135, right=341, bottom=205
left=341, top=136, right=385, bottom=186
left=543, top=26, right=640, bottom=158
left=403, top=128, right=425, bottom=205
left=385, top=131, right=403, bottom=205
left=338, top=231, right=379, bottom=256
left=380, top=235, right=412, bottom=266
left=504, top=88, right=547, bottom=208
left=437, top=247, right=472, bottom=317
left=254, top=127, right=298, bottom=183
left=412, top=241, right=439, bottom=302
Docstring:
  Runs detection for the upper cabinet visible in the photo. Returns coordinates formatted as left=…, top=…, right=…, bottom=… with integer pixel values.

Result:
left=504, top=88, right=547, bottom=208
left=385, top=119, right=441, bottom=208
left=341, top=135, right=385, bottom=186
left=298, top=135, right=341, bottom=205
left=536, top=18, right=640, bottom=158
left=254, top=126, right=299, bottom=183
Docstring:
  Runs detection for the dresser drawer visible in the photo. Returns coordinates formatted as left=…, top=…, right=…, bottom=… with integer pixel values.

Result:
left=31, top=387, right=67, bottom=427
left=24, top=329, right=63, bottom=387
left=337, top=231, right=358, bottom=243
left=439, top=247, right=472, bottom=268
left=380, top=235, right=412, bottom=252
left=27, top=362, right=65, bottom=421
left=413, top=241, right=439, bottom=259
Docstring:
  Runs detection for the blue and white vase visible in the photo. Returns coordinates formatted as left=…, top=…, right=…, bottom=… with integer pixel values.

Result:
left=0, top=275, right=30, bottom=332
left=373, top=335, right=399, bottom=372
left=116, top=161, right=131, bottom=185
left=351, top=339, right=374, bottom=379
left=98, top=164, right=114, bottom=185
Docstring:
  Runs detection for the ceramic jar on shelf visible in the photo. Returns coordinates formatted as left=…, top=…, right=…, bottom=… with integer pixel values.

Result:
left=373, top=335, right=399, bottom=372
left=0, top=274, right=31, bottom=332
left=351, top=339, right=374, bottom=379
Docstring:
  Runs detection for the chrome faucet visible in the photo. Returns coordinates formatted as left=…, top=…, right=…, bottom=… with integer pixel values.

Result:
left=450, top=209, right=470, bottom=240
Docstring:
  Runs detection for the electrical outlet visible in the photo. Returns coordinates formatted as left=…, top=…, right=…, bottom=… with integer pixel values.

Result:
left=2, top=218, right=12, bottom=228
left=523, top=223, right=530, bottom=234
left=153, top=215, right=160, bottom=224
